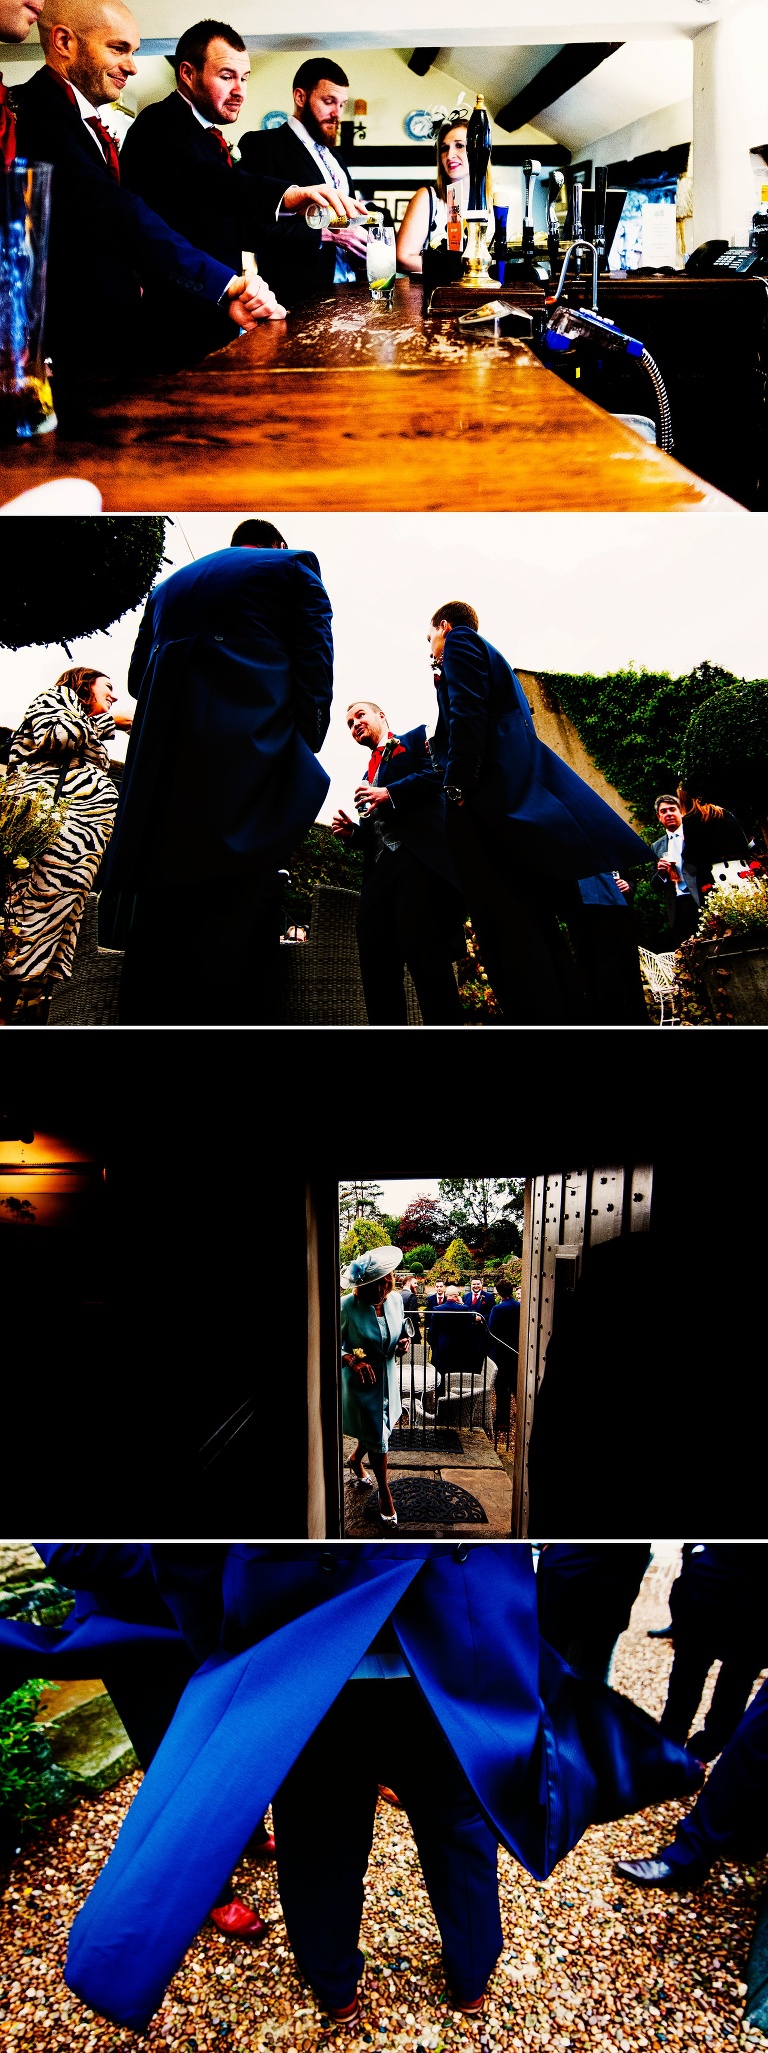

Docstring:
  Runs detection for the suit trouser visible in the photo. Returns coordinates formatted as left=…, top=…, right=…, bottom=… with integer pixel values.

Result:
left=663, top=1678, right=768, bottom=1878
left=660, top=1643, right=764, bottom=1752
left=537, top=1546, right=652, bottom=1685
left=272, top=1680, right=502, bottom=2007
left=444, top=808, right=584, bottom=1025
left=356, top=846, right=466, bottom=1027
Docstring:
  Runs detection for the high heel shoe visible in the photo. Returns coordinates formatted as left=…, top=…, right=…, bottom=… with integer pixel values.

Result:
left=347, top=1462, right=374, bottom=1489
left=378, top=1506, right=398, bottom=1526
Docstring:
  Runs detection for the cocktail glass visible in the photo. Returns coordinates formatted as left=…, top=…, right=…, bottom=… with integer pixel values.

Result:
left=366, top=222, right=396, bottom=304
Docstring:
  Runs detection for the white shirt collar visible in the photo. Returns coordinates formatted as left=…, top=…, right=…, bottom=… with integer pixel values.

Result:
left=176, top=88, right=218, bottom=130
left=66, top=78, right=112, bottom=133
left=287, top=112, right=348, bottom=190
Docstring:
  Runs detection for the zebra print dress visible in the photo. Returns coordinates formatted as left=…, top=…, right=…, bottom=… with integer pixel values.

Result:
left=2, top=686, right=119, bottom=984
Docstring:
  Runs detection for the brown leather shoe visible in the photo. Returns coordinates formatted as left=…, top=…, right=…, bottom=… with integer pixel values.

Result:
left=210, top=1898, right=268, bottom=1940
left=377, top=1784, right=402, bottom=1806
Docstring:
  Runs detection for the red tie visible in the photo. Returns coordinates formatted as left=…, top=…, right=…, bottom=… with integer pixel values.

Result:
left=0, top=76, right=16, bottom=170
left=48, top=71, right=120, bottom=180
left=209, top=126, right=233, bottom=166
left=87, top=113, right=120, bottom=182
left=366, top=745, right=384, bottom=784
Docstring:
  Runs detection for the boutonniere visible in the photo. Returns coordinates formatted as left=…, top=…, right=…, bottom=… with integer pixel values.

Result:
left=380, top=736, right=406, bottom=766
left=230, top=142, right=241, bottom=162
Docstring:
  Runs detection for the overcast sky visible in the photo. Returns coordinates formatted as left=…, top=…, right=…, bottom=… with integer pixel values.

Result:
left=1, top=512, right=763, bottom=825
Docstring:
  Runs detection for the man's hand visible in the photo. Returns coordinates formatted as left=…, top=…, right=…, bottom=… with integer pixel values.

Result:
left=282, top=183, right=367, bottom=222
left=322, top=224, right=368, bottom=258
left=331, top=808, right=355, bottom=838
left=227, top=268, right=286, bottom=326
left=657, top=857, right=681, bottom=885
left=354, top=782, right=390, bottom=812
left=615, top=875, right=631, bottom=894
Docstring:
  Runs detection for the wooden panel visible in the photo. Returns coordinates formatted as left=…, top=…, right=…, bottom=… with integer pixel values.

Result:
left=0, top=281, right=738, bottom=512
left=586, top=1163, right=625, bottom=1247
left=513, top=1172, right=545, bottom=1538
left=628, top=1162, right=654, bottom=1233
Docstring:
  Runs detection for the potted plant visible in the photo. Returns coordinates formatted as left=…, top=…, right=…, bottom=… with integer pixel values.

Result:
left=678, top=864, right=768, bottom=1024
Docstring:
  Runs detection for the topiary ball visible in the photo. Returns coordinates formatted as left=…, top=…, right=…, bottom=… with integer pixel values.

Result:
left=680, top=679, right=768, bottom=833
left=0, top=518, right=168, bottom=649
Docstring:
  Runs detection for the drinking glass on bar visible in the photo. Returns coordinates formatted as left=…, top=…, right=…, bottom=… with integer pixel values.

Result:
left=366, top=220, right=396, bottom=305
left=0, top=161, right=57, bottom=442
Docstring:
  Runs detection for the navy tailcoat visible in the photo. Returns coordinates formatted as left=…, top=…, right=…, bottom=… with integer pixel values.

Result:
left=0, top=1544, right=701, bottom=2032
left=432, top=628, right=651, bottom=880
left=99, top=548, right=333, bottom=936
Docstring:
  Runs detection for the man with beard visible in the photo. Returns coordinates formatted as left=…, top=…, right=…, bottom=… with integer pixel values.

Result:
left=239, top=58, right=368, bottom=304
left=119, top=23, right=366, bottom=360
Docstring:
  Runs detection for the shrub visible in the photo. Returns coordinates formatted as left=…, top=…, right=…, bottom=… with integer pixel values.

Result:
left=681, top=680, right=768, bottom=839
left=408, top=1243, right=437, bottom=1272
left=0, top=519, right=168, bottom=649
left=0, top=1681, right=66, bottom=1858
left=426, top=1237, right=474, bottom=1283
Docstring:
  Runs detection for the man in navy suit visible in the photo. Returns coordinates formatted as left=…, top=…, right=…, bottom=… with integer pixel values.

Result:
left=119, top=25, right=365, bottom=361
left=11, top=0, right=299, bottom=386
left=616, top=1670, right=768, bottom=1891
left=99, top=524, right=334, bottom=1024
left=332, top=698, right=466, bottom=1024
left=0, top=1543, right=700, bottom=2033
left=427, top=602, right=652, bottom=1024
left=240, top=57, right=366, bottom=305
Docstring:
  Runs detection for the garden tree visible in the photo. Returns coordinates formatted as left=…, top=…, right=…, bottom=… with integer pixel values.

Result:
left=408, top=1243, right=437, bottom=1272
left=0, top=519, right=168, bottom=649
left=339, top=1217, right=389, bottom=1267
left=396, top=1194, right=450, bottom=1250
left=438, top=1179, right=524, bottom=1257
left=427, top=1237, right=474, bottom=1283
left=338, top=1182, right=385, bottom=1234
left=379, top=1215, right=402, bottom=1244
left=284, top=824, right=364, bottom=930
left=681, top=680, right=768, bottom=844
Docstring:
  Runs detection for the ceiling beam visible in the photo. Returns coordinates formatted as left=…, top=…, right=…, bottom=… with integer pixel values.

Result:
left=407, top=47, right=440, bottom=76
left=495, top=42, right=624, bottom=132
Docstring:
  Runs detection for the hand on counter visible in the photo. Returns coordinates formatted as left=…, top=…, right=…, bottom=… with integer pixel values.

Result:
left=227, top=268, right=286, bottom=326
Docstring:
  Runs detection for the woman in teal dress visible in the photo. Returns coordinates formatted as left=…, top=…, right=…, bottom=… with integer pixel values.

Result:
left=340, top=1245, right=408, bottom=1528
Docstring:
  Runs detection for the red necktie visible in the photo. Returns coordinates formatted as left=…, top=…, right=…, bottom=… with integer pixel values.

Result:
left=209, top=126, right=233, bottom=166
left=48, top=71, right=120, bottom=181
left=87, top=112, right=120, bottom=182
left=366, top=745, right=384, bottom=784
left=0, top=75, right=16, bottom=170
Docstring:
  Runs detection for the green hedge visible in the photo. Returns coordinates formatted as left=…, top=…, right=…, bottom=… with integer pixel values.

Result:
left=284, top=823, right=364, bottom=929
left=536, top=662, right=739, bottom=832
left=0, top=519, right=168, bottom=650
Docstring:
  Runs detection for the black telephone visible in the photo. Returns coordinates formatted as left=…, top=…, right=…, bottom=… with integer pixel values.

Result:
left=685, top=239, right=766, bottom=276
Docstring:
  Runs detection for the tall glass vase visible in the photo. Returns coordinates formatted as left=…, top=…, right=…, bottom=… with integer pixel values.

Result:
left=0, top=160, right=57, bottom=441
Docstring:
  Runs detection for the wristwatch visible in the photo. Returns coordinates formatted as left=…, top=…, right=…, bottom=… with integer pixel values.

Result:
left=444, top=785, right=464, bottom=804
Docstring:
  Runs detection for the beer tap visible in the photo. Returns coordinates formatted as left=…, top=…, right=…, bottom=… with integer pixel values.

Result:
left=594, top=166, right=608, bottom=269
left=545, top=170, right=565, bottom=273
left=521, top=157, right=541, bottom=269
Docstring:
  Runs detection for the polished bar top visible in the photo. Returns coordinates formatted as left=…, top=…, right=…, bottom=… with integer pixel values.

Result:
left=0, top=279, right=740, bottom=513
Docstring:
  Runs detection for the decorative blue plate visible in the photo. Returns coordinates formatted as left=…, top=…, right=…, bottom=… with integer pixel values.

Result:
left=261, top=110, right=288, bottom=131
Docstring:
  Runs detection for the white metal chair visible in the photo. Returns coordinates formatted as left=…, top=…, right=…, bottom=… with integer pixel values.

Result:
left=638, top=946, right=682, bottom=1026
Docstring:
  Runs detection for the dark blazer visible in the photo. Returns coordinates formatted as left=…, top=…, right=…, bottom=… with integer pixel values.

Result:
left=239, top=119, right=353, bottom=302
left=118, top=92, right=308, bottom=359
left=99, top=548, right=333, bottom=930
left=24, top=1542, right=700, bottom=2031
left=13, top=67, right=236, bottom=379
left=431, top=628, right=652, bottom=880
left=652, top=810, right=749, bottom=926
left=462, top=1287, right=496, bottom=1317
left=347, top=724, right=461, bottom=889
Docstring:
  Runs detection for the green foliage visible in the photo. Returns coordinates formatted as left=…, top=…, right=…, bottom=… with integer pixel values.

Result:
left=284, top=824, right=364, bottom=930
left=408, top=1243, right=437, bottom=1271
left=698, top=874, right=768, bottom=940
left=427, top=1236, right=474, bottom=1282
left=0, top=519, right=168, bottom=649
left=378, top=1215, right=402, bottom=1243
left=339, top=1217, right=389, bottom=1266
left=681, top=681, right=768, bottom=835
left=0, top=1681, right=63, bottom=1850
left=438, top=1180, right=524, bottom=1252
left=0, top=776, right=70, bottom=868
left=537, top=662, right=740, bottom=832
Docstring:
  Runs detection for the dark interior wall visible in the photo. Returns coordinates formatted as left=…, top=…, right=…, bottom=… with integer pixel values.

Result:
left=2, top=1030, right=747, bottom=1537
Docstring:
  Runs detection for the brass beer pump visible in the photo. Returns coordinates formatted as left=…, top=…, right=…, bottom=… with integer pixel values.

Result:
left=461, top=93, right=493, bottom=287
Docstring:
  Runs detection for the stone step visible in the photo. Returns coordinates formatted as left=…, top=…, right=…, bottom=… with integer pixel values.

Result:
left=40, top=1693, right=136, bottom=1796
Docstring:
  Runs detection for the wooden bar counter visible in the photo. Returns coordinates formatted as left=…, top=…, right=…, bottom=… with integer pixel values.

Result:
left=1, top=279, right=740, bottom=513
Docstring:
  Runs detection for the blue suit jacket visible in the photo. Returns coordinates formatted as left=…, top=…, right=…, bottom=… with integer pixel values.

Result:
left=99, top=548, right=333, bottom=931
left=0, top=1545, right=701, bottom=2032
left=346, top=724, right=461, bottom=889
left=432, top=629, right=651, bottom=880
left=13, top=67, right=241, bottom=376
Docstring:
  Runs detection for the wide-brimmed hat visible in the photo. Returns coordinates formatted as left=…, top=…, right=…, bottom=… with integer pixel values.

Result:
left=340, top=1245, right=403, bottom=1289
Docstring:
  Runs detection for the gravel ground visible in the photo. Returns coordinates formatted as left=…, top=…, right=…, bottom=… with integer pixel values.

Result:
left=1, top=1553, right=766, bottom=2053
